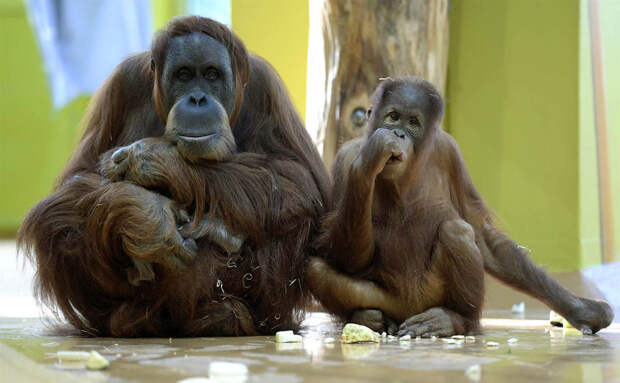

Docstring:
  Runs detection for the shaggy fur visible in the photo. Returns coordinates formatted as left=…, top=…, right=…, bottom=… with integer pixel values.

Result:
left=308, top=78, right=613, bottom=337
left=19, top=16, right=330, bottom=337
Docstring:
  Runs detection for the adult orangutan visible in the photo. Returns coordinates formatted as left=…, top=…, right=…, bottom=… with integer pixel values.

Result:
left=307, top=77, right=613, bottom=337
left=19, top=16, right=330, bottom=337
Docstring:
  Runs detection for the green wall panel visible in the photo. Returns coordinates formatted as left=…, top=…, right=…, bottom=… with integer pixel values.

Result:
left=598, top=0, right=620, bottom=262
left=2, top=0, right=618, bottom=269
left=0, top=2, right=87, bottom=234
left=578, top=0, right=603, bottom=268
left=447, top=0, right=581, bottom=270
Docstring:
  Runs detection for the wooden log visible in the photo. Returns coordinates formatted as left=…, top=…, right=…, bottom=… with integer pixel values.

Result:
left=588, top=0, right=616, bottom=262
left=307, top=0, right=450, bottom=166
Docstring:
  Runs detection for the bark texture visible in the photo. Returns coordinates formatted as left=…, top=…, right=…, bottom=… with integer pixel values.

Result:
left=309, top=0, right=450, bottom=165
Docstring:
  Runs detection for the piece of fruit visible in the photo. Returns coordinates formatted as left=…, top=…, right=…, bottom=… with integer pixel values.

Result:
left=341, top=323, right=380, bottom=343
left=86, top=351, right=110, bottom=370
left=275, top=330, right=302, bottom=343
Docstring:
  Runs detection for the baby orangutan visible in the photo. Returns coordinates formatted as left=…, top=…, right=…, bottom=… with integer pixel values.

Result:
left=307, top=77, right=613, bottom=337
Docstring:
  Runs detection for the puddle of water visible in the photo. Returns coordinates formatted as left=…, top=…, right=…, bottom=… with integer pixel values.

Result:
left=1, top=314, right=619, bottom=383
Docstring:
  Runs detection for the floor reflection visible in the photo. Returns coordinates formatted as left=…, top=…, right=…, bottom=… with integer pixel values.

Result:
left=1, top=314, right=619, bottom=383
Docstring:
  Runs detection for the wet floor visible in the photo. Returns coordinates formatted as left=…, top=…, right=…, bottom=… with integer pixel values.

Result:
left=1, top=313, right=619, bottom=383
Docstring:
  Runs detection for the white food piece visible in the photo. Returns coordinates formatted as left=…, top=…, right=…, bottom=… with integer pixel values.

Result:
left=507, top=337, right=518, bottom=344
left=86, top=351, right=110, bottom=370
left=465, top=364, right=481, bottom=382
left=323, top=337, right=336, bottom=343
left=430, top=336, right=438, bottom=341
left=549, top=310, right=574, bottom=328
left=399, top=334, right=411, bottom=341
left=485, top=341, right=500, bottom=348
left=465, top=336, right=476, bottom=343
left=549, top=310, right=563, bottom=325
left=275, top=330, right=302, bottom=343
left=441, top=338, right=456, bottom=344
left=511, top=302, right=525, bottom=314
left=57, top=351, right=91, bottom=362
left=381, top=332, right=387, bottom=338
left=341, top=323, right=380, bottom=343
left=178, top=378, right=214, bottom=383
left=387, top=335, right=397, bottom=341
left=209, top=361, right=248, bottom=377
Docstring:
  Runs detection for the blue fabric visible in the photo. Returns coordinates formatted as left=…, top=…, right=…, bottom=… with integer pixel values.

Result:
left=187, top=0, right=231, bottom=27
left=26, top=0, right=152, bottom=108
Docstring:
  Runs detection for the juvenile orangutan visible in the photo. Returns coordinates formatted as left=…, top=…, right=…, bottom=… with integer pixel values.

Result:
left=308, top=77, right=613, bottom=337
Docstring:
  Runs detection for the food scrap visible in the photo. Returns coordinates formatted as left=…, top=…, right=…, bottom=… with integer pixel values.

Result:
left=275, top=330, right=302, bottom=343
left=465, top=364, right=481, bottom=381
left=511, top=302, right=525, bottom=314
left=86, top=351, right=110, bottom=370
left=56, top=350, right=109, bottom=370
left=56, top=351, right=91, bottom=362
left=549, top=310, right=574, bottom=328
left=341, top=323, right=380, bottom=343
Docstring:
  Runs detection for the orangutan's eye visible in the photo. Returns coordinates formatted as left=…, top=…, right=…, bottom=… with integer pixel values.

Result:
left=176, top=67, right=193, bottom=82
left=205, top=67, right=220, bottom=81
left=385, top=111, right=400, bottom=123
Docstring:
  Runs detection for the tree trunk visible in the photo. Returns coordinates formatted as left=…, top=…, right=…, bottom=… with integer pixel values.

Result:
left=307, top=0, right=450, bottom=166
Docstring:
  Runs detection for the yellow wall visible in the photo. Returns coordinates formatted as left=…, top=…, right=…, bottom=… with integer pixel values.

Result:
left=596, top=0, right=620, bottom=262
left=447, top=0, right=619, bottom=269
left=231, top=0, right=308, bottom=118
left=447, top=0, right=582, bottom=270
left=152, top=0, right=184, bottom=30
left=0, top=1, right=87, bottom=234
left=578, top=0, right=603, bottom=267
left=2, top=0, right=618, bottom=270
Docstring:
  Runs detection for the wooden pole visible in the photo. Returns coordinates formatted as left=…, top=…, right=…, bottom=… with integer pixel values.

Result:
left=307, top=0, right=450, bottom=167
left=588, top=0, right=616, bottom=263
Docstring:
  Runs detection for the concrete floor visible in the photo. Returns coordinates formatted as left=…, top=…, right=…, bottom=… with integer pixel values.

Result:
left=1, top=314, right=620, bottom=383
left=2, top=240, right=620, bottom=382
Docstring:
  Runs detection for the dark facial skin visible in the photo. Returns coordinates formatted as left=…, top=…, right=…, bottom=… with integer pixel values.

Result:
left=361, top=84, right=431, bottom=181
left=161, top=33, right=237, bottom=162
left=370, top=84, right=428, bottom=143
